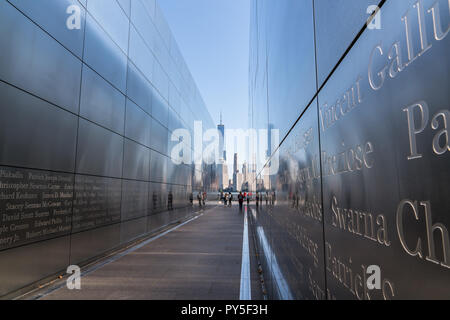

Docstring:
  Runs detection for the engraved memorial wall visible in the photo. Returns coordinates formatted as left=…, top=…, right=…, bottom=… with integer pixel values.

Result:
left=249, top=0, right=450, bottom=299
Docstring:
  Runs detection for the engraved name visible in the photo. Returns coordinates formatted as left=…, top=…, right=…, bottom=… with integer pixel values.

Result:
left=331, top=196, right=391, bottom=247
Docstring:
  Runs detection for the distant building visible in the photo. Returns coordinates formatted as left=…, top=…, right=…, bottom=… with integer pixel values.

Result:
left=263, top=168, right=270, bottom=190
left=233, top=153, right=238, bottom=191
left=255, top=167, right=270, bottom=191
left=217, top=162, right=229, bottom=191
left=217, top=113, right=229, bottom=191
left=236, top=173, right=243, bottom=192
left=240, top=161, right=257, bottom=191
left=218, top=112, right=226, bottom=162
left=246, top=172, right=256, bottom=192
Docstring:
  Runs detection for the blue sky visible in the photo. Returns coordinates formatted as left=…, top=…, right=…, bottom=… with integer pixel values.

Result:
left=159, top=0, right=250, bottom=131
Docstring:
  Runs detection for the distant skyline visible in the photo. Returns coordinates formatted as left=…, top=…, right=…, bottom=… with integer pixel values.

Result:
left=158, top=0, right=250, bottom=131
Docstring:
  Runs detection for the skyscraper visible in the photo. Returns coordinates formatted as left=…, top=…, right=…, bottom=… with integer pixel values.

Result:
left=233, top=153, right=238, bottom=191
left=236, top=172, right=243, bottom=192
left=217, top=112, right=226, bottom=162
left=217, top=113, right=229, bottom=191
left=221, top=163, right=229, bottom=189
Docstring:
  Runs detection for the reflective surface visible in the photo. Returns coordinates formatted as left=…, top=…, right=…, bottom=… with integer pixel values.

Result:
left=249, top=0, right=450, bottom=299
left=80, top=65, right=126, bottom=135
left=314, top=0, right=383, bottom=86
left=265, top=0, right=317, bottom=139
left=0, top=0, right=215, bottom=296
left=0, top=0, right=82, bottom=113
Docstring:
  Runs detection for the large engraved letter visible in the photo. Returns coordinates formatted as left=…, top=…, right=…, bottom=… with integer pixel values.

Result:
left=427, top=0, right=450, bottom=41
left=413, top=0, right=432, bottom=55
left=422, top=201, right=450, bottom=269
left=396, top=200, right=423, bottom=258
left=387, top=42, right=405, bottom=78
left=368, top=44, right=387, bottom=91
left=431, top=110, right=450, bottom=155
left=403, top=101, right=430, bottom=160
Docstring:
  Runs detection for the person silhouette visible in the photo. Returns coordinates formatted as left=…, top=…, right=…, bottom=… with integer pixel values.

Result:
left=238, top=192, right=244, bottom=211
left=168, top=191, right=173, bottom=210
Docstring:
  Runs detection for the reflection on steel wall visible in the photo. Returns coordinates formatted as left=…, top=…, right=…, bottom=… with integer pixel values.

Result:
left=249, top=0, right=450, bottom=299
left=0, top=0, right=215, bottom=297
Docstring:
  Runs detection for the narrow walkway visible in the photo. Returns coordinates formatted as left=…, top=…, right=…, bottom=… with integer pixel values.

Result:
left=38, top=205, right=263, bottom=300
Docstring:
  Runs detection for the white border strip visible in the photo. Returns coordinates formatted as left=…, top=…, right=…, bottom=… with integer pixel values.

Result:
left=239, top=207, right=251, bottom=300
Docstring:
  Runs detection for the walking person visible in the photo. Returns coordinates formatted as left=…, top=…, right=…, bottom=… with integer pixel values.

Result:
left=256, top=192, right=260, bottom=207
left=197, top=192, right=202, bottom=208
left=224, top=193, right=228, bottom=207
left=238, top=192, right=244, bottom=211
left=246, top=193, right=250, bottom=207
left=228, top=192, right=233, bottom=207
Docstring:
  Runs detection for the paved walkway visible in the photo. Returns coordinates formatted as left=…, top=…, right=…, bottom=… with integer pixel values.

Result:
left=35, top=204, right=263, bottom=300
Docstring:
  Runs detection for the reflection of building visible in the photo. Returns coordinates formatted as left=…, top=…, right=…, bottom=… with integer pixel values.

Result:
left=267, top=123, right=275, bottom=158
left=217, top=112, right=226, bottom=161
left=217, top=114, right=229, bottom=191
left=263, top=169, right=270, bottom=190
left=240, top=162, right=257, bottom=191
left=255, top=168, right=270, bottom=191
left=222, top=164, right=229, bottom=189
left=246, top=172, right=256, bottom=191
left=236, top=173, right=243, bottom=192
left=217, top=162, right=229, bottom=191
left=232, top=153, right=238, bottom=191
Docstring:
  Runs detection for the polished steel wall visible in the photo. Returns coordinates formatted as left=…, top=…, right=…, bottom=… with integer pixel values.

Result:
left=249, top=0, right=450, bottom=299
left=0, top=0, right=215, bottom=297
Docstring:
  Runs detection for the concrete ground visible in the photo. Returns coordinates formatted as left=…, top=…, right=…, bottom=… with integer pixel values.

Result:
left=35, top=204, right=264, bottom=300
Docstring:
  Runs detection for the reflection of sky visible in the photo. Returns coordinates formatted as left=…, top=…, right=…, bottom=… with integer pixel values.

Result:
left=158, top=0, right=250, bottom=131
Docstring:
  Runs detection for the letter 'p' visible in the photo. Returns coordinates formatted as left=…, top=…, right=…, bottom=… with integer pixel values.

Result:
left=403, top=101, right=429, bottom=160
